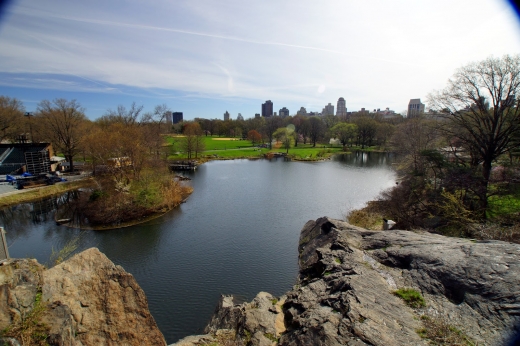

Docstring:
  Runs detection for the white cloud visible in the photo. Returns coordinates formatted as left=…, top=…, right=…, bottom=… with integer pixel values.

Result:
left=0, top=0, right=519, bottom=114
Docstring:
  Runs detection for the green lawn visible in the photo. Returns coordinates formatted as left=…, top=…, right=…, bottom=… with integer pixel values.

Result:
left=166, top=135, right=350, bottom=160
left=165, top=135, right=254, bottom=150
left=488, top=193, right=520, bottom=218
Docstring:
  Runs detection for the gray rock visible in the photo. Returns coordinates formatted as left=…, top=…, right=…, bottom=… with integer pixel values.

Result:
left=191, top=216, right=520, bottom=346
left=173, top=292, right=285, bottom=346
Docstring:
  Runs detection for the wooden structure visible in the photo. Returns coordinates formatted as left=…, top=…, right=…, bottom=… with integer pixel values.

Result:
left=169, top=161, right=197, bottom=171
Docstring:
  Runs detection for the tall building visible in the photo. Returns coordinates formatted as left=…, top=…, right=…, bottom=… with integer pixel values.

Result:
left=322, top=103, right=334, bottom=116
left=279, top=107, right=290, bottom=117
left=172, top=112, right=183, bottom=124
left=336, top=97, right=347, bottom=118
left=255, top=113, right=260, bottom=118
left=224, top=111, right=230, bottom=121
left=262, top=100, right=273, bottom=117
left=408, top=99, right=425, bottom=117
left=237, top=113, right=244, bottom=121
left=297, top=107, right=307, bottom=116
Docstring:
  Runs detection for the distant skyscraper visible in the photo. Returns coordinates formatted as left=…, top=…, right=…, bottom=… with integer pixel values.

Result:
left=255, top=113, right=260, bottom=118
left=237, top=113, right=244, bottom=121
left=224, top=111, right=230, bottom=121
left=297, top=107, right=307, bottom=116
left=336, top=97, right=347, bottom=118
left=408, top=99, right=425, bottom=117
left=172, top=112, right=183, bottom=124
left=262, top=100, right=273, bottom=117
left=279, top=107, right=290, bottom=117
left=322, top=103, right=334, bottom=116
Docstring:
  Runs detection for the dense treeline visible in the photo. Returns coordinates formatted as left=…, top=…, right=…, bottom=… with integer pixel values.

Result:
left=352, top=55, right=520, bottom=243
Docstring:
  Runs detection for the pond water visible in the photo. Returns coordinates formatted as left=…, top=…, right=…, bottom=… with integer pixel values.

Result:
left=0, top=152, right=396, bottom=343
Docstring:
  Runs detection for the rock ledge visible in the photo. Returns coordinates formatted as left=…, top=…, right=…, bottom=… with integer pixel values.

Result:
left=174, top=217, right=520, bottom=346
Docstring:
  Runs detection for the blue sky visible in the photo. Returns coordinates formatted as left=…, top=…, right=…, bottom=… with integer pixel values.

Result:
left=0, top=0, right=519, bottom=120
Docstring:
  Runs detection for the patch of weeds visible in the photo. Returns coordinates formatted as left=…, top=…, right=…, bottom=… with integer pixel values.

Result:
left=264, top=333, right=278, bottom=342
left=324, top=271, right=332, bottom=276
left=243, top=329, right=252, bottom=344
left=47, top=232, right=85, bottom=267
left=417, top=315, right=475, bottom=345
left=270, top=298, right=278, bottom=305
left=1, top=289, right=50, bottom=345
left=358, top=316, right=366, bottom=323
left=393, top=288, right=426, bottom=308
left=334, top=258, right=342, bottom=264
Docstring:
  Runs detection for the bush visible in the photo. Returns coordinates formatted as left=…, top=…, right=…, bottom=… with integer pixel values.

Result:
left=417, top=315, right=474, bottom=345
left=346, top=208, right=383, bottom=230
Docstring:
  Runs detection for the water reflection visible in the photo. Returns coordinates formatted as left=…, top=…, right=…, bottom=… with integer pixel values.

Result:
left=333, top=151, right=395, bottom=167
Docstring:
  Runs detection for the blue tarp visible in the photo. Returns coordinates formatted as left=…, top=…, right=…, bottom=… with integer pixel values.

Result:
left=21, top=172, right=33, bottom=177
left=6, top=175, right=15, bottom=182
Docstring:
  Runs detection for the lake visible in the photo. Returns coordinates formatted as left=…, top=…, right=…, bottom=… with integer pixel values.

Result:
left=0, top=152, right=396, bottom=343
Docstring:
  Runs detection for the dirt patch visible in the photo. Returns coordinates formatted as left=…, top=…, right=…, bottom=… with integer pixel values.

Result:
left=212, top=138, right=240, bottom=141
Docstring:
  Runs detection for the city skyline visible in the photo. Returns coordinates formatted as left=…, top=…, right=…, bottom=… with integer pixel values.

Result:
left=0, top=0, right=519, bottom=120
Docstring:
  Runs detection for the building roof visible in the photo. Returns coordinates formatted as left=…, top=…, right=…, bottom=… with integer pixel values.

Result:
left=0, top=164, right=23, bottom=175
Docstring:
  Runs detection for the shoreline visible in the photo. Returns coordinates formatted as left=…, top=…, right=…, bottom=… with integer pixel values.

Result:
left=0, top=176, right=193, bottom=230
left=0, top=177, right=97, bottom=208
left=57, top=205, right=184, bottom=231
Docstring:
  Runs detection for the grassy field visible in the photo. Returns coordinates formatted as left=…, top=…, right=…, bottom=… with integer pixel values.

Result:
left=488, top=193, right=520, bottom=218
left=165, top=135, right=348, bottom=160
left=166, top=135, right=253, bottom=150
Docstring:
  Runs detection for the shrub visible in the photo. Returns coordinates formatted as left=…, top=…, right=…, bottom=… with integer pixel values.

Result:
left=346, top=208, right=383, bottom=230
left=393, top=288, right=426, bottom=308
left=417, top=315, right=474, bottom=345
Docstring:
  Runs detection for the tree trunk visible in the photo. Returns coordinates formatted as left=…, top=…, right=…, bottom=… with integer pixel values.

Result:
left=480, top=159, right=492, bottom=216
left=68, top=155, right=74, bottom=173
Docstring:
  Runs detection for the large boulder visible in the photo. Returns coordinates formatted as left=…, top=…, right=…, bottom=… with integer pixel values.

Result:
left=173, top=292, right=286, bottom=346
left=0, top=248, right=166, bottom=346
left=281, top=217, right=519, bottom=345
left=182, top=217, right=520, bottom=346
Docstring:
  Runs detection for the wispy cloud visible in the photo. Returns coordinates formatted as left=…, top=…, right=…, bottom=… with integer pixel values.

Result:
left=0, top=0, right=519, bottom=119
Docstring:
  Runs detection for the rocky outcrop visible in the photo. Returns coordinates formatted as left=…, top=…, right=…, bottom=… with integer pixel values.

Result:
left=0, top=248, right=166, bottom=346
left=176, top=217, right=520, bottom=346
left=174, top=292, right=286, bottom=346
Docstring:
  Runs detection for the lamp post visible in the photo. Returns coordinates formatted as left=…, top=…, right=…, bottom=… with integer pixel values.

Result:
left=24, top=112, right=33, bottom=143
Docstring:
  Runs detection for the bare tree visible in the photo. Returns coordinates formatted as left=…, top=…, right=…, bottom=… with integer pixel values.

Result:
left=262, top=117, right=282, bottom=149
left=352, top=116, right=377, bottom=149
left=98, top=102, right=144, bottom=127
left=181, top=123, right=205, bottom=159
left=37, top=99, right=87, bottom=172
left=308, top=116, right=324, bottom=147
left=428, top=55, right=520, bottom=211
left=0, top=96, right=25, bottom=142
left=141, top=104, right=171, bottom=157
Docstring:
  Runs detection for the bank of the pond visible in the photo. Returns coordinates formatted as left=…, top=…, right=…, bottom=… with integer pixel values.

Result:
left=180, top=148, right=381, bottom=164
left=0, top=177, right=96, bottom=208
left=0, top=175, right=193, bottom=230
left=58, top=193, right=192, bottom=231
